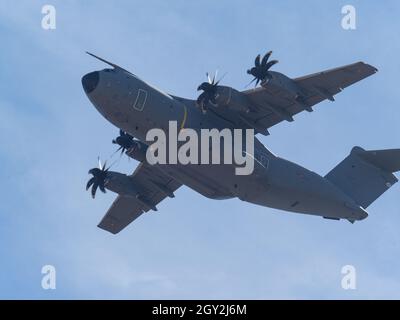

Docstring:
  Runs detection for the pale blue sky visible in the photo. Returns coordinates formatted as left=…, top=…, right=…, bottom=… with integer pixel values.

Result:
left=0, top=0, right=400, bottom=299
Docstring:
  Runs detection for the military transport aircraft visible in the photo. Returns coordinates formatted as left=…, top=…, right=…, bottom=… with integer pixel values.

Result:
left=82, top=51, right=400, bottom=234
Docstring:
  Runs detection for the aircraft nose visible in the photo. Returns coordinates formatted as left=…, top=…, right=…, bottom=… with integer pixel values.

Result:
left=82, top=71, right=99, bottom=94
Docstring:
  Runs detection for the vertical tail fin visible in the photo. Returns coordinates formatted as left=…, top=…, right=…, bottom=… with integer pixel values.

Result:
left=325, top=147, right=400, bottom=208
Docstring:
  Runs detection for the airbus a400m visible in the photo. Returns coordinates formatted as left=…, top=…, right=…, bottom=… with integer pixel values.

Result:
left=82, top=51, right=399, bottom=234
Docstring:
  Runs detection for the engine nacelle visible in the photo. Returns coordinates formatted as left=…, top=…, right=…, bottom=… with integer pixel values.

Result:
left=104, top=171, right=139, bottom=196
left=126, top=140, right=148, bottom=162
left=261, top=71, right=305, bottom=99
left=213, top=85, right=253, bottom=113
left=104, top=171, right=158, bottom=211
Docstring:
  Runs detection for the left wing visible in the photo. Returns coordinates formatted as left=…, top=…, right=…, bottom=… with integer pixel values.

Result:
left=240, top=62, right=377, bottom=132
left=98, top=163, right=181, bottom=234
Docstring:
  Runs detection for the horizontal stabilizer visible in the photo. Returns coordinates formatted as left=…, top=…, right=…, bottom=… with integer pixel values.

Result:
left=325, top=147, right=400, bottom=209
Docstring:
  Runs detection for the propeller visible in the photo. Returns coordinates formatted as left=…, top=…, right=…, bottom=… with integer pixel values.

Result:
left=196, top=71, right=226, bottom=113
left=247, top=51, right=278, bottom=87
left=112, top=130, right=135, bottom=156
left=86, top=158, right=110, bottom=199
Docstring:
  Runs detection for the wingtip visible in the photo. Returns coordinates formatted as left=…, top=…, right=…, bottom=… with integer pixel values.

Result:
left=360, top=61, right=379, bottom=73
left=97, top=224, right=119, bottom=235
left=369, top=63, right=379, bottom=73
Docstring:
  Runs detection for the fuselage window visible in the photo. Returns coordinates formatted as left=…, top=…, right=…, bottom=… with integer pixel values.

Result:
left=133, top=89, right=148, bottom=111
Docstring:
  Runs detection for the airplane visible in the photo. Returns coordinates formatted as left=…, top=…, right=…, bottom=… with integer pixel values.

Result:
left=82, top=51, right=400, bottom=234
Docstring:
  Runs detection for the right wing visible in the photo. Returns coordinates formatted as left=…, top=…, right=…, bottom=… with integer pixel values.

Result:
left=98, top=163, right=182, bottom=234
left=239, top=62, right=378, bottom=133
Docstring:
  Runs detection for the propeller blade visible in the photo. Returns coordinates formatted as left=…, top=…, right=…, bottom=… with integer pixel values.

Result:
left=99, top=182, right=106, bottom=193
left=91, top=182, right=99, bottom=198
left=98, top=157, right=102, bottom=170
left=86, top=177, right=95, bottom=190
left=261, top=51, right=272, bottom=66
left=111, top=146, right=123, bottom=157
left=245, top=77, right=257, bottom=88
left=213, top=70, right=218, bottom=85
left=265, top=60, right=278, bottom=70
left=105, top=159, right=117, bottom=171
left=206, top=72, right=212, bottom=84
left=110, top=146, right=122, bottom=157
left=255, top=54, right=261, bottom=67
left=215, top=72, right=227, bottom=86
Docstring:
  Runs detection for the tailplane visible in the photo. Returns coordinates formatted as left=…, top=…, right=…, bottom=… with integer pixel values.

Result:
left=325, top=147, right=400, bottom=208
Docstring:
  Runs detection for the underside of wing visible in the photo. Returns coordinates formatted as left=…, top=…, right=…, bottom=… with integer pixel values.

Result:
left=294, top=61, right=378, bottom=94
left=98, top=195, right=145, bottom=234
left=239, top=62, right=377, bottom=132
left=98, top=163, right=181, bottom=234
